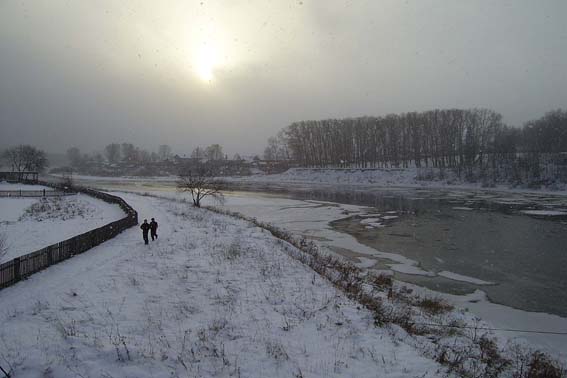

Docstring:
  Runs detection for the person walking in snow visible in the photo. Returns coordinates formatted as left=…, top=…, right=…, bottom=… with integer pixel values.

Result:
left=140, top=219, right=151, bottom=245
left=150, top=218, right=158, bottom=241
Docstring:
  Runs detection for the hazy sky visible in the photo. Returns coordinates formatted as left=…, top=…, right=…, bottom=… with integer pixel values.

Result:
left=1, top=1, right=566, bottom=155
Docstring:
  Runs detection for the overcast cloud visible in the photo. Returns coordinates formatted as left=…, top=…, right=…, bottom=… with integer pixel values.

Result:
left=1, top=0, right=566, bottom=155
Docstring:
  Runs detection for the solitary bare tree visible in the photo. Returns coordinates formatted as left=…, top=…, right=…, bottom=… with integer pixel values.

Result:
left=176, top=167, right=226, bottom=207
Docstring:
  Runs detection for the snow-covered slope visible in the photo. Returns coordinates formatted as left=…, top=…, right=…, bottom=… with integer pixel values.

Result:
left=0, top=193, right=445, bottom=378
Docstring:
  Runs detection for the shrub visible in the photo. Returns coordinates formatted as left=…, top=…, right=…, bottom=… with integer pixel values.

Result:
left=370, top=273, right=393, bottom=289
left=416, top=297, right=453, bottom=315
left=522, top=351, right=565, bottom=378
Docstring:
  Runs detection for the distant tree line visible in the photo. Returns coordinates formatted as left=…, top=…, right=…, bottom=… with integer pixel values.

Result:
left=267, top=108, right=567, bottom=186
left=58, top=142, right=251, bottom=177
left=63, top=143, right=174, bottom=168
left=263, top=131, right=290, bottom=161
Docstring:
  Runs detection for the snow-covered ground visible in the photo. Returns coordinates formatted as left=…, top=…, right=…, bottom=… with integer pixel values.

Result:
left=0, top=193, right=447, bottom=378
left=0, top=193, right=125, bottom=263
left=0, top=181, right=51, bottom=191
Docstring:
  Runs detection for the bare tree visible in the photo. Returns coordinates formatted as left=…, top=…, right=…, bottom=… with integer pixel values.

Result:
left=158, top=144, right=172, bottom=161
left=177, top=167, right=226, bottom=207
left=3, top=145, right=48, bottom=172
left=205, top=144, right=224, bottom=161
left=66, top=147, right=83, bottom=167
left=139, top=149, right=151, bottom=163
left=264, top=134, right=289, bottom=161
left=121, top=143, right=138, bottom=163
left=191, top=146, right=206, bottom=160
left=104, top=143, right=121, bottom=164
left=93, top=152, right=105, bottom=165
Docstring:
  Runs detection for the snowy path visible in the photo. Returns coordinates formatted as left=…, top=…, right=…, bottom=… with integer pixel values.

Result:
left=0, top=193, right=445, bottom=378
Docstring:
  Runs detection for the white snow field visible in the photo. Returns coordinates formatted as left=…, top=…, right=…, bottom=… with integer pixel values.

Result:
left=0, top=181, right=51, bottom=191
left=0, top=193, right=446, bottom=378
left=0, top=194, right=125, bottom=263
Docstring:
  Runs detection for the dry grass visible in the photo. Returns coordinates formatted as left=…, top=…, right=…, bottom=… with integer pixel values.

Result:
left=511, top=350, right=566, bottom=378
left=415, top=297, right=453, bottom=316
left=20, top=197, right=92, bottom=221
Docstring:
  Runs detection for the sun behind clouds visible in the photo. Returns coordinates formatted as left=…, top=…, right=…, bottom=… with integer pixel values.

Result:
left=195, top=43, right=220, bottom=83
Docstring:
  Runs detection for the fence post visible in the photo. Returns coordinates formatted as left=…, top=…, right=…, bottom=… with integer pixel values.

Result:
left=14, top=257, right=21, bottom=282
left=47, top=246, right=53, bottom=266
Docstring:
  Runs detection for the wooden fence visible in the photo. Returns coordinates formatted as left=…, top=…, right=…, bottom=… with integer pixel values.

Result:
left=0, top=189, right=74, bottom=198
left=0, top=183, right=138, bottom=290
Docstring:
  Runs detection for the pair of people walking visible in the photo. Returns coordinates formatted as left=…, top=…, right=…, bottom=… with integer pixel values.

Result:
left=140, top=218, right=158, bottom=245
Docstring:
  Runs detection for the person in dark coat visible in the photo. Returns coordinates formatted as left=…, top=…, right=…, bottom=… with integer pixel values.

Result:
left=150, top=218, right=158, bottom=241
left=140, top=219, right=150, bottom=245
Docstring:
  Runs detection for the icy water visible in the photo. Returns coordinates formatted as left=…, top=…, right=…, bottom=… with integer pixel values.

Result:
left=222, top=185, right=567, bottom=317
left=76, top=178, right=567, bottom=317
left=331, top=197, right=567, bottom=317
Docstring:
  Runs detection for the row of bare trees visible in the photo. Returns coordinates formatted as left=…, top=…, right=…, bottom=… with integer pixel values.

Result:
left=270, top=108, right=567, bottom=185
left=64, top=144, right=174, bottom=169
left=190, top=144, right=226, bottom=161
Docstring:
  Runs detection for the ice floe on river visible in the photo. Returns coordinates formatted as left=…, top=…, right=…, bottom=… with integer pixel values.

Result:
left=521, top=209, right=567, bottom=216
left=437, top=271, right=495, bottom=285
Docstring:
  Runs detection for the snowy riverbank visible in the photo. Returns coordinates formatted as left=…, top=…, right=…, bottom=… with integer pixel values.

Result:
left=0, top=192, right=447, bottom=378
left=208, top=192, right=567, bottom=359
